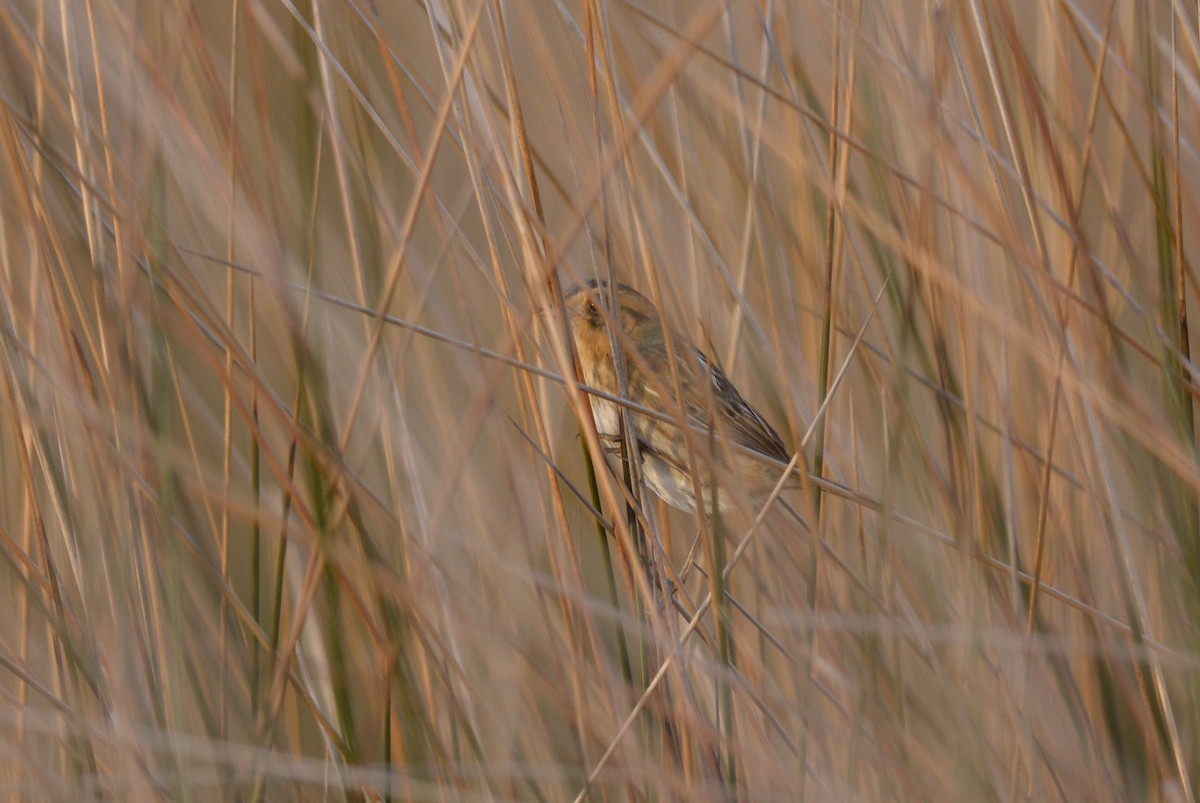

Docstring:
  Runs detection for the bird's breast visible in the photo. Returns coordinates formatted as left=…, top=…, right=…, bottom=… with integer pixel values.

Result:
left=587, top=397, right=622, bottom=439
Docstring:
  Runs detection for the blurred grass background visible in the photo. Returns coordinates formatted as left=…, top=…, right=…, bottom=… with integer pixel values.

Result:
left=1, top=0, right=1199, bottom=799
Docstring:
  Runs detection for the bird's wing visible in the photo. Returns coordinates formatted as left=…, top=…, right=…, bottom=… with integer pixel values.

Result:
left=629, top=325, right=790, bottom=463
left=691, top=351, right=791, bottom=463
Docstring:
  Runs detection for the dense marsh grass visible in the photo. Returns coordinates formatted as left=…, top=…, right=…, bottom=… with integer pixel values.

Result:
left=1, top=0, right=1199, bottom=799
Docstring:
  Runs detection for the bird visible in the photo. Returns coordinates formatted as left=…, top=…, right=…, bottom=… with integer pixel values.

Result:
left=562, top=279, right=799, bottom=515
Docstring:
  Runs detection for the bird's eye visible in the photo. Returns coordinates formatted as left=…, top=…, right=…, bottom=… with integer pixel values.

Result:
left=586, top=300, right=599, bottom=320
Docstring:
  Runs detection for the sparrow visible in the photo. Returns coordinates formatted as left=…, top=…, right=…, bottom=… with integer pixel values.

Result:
left=563, top=279, right=798, bottom=514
